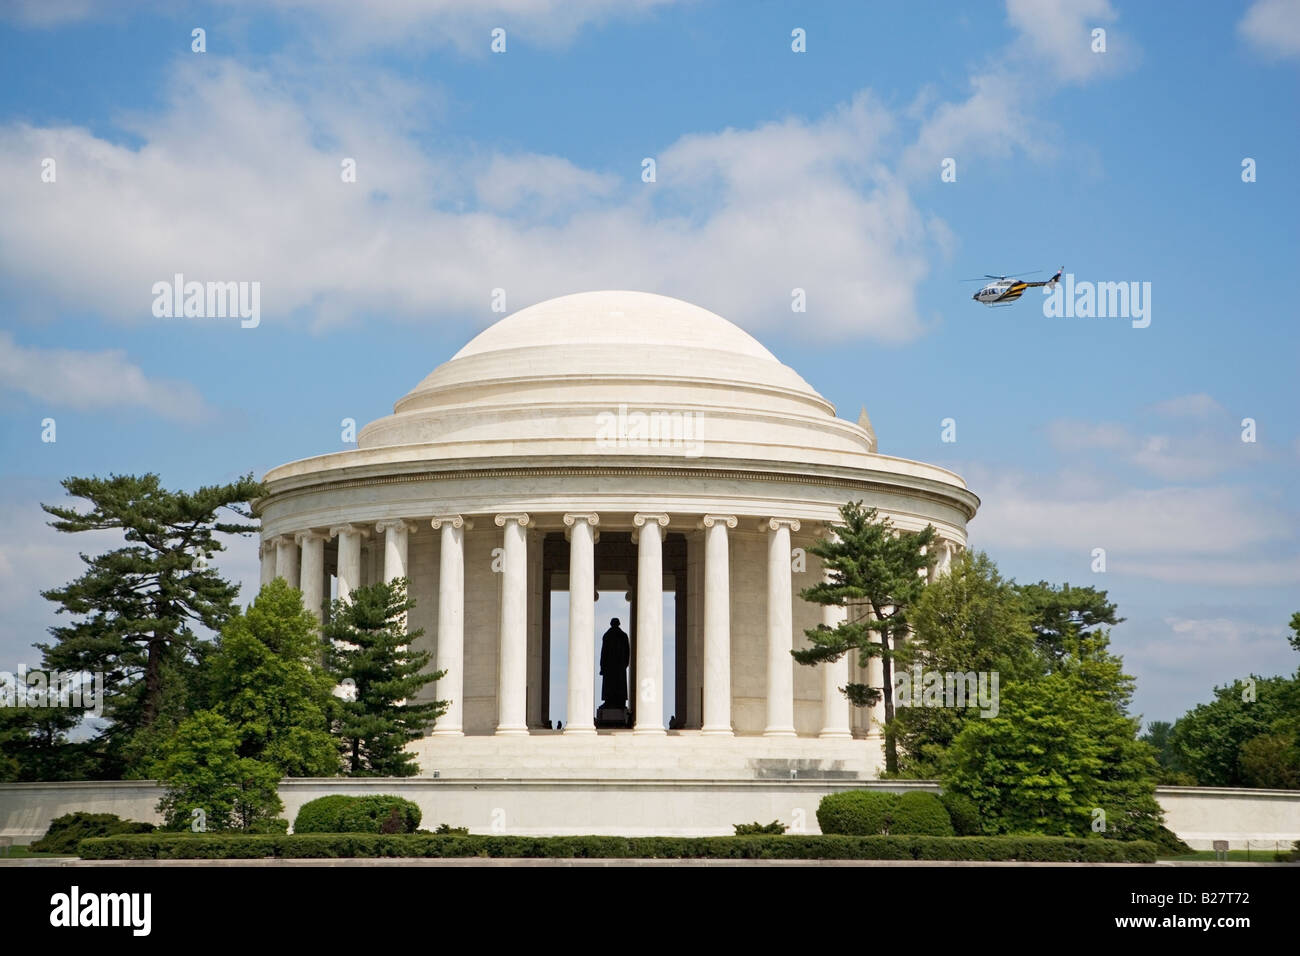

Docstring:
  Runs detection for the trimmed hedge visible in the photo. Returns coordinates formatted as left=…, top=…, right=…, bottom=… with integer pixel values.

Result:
left=77, top=832, right=1158, bottom=863
left=816, top=791, right=956, bottom=836
left=30, top=812, right=155, bottom=854
left=293, top=795, right=422, bottom=834
left=891, top=792, right=954, bottom=837
left=939, top=792, right=981, bottom=836
left=817, top=791, right=896, bottom=835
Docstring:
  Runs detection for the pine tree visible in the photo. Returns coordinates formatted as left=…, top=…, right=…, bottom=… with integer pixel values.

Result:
left=325, top=579, right=446, bottom=776
left=794, top=501, right=935, bottom=774
left=39, top=473, right=262, bottom=775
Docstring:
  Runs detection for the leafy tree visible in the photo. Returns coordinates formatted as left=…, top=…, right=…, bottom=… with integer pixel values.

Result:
left=39, top=473, right=262, bottom=774
left=1239, top=734, right=1300, bottom=789
left=892, top=551, right=1038, bottom=777
left=1167, top=676, right=1295, bottom=786
left=0, top=673, right=92, bottom=782
left=209, top=578, right=339, bottom=777
left=325, top=579, right=445, bottom=776
left=794, top=502, right=935, bottom=774
left=942, top=631, right=1163, bottom=840
left=154, top=710, right=284, bottom=831
left=1014, top=579, right=1122, bottom=663
left=1139, top=720, right=1195, bottom=784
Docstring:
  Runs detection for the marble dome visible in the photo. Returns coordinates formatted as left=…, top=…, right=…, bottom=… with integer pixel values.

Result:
left=357, top=290, right=876, bottom=465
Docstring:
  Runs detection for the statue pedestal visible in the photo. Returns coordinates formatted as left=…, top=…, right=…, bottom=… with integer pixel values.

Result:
left=595, top=705, right=628, bottom=728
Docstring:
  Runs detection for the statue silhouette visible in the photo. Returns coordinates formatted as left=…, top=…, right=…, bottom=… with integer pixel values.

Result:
left=599, top=617, right=630, bottom=708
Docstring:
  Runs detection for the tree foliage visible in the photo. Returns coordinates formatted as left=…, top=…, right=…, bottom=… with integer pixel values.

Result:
left=208, top=578, right=339, bottom=777
left=892, top=551, right=1037, bottom=776
left=38, top=472, right=262, bottom=774
left=795, top=501, right=935, bottom=773
left=154, top=710, right=284, bottom=832
left=325, top=579, right=445, bottom=776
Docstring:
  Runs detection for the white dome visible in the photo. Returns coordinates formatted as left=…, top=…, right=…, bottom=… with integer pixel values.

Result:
left=357, top=290, right=876, bottom=464
left=452, top=291, right=779, bottom=363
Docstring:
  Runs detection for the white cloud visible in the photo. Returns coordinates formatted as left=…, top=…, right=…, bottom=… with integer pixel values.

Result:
left=0, top=63, right=940, bottom=342
left=1045, top=415, right=1246, bottom=482
left=1146, top=393, right=1225, bottom=419
left=2, top=0, right=688, bottom=51
left=971, top=471, right=1289, bottom=556
left=1239, top=0, right=1300, bottom=59
left=1005, top=0, right=1129, bottom=83
left=0, top=332, right=211, bottom=423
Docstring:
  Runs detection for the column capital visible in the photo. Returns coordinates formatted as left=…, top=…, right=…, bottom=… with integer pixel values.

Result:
left=494, top=513, right=531, bottom=528
left=431, top=514, right=473, bottom=531
left=293, top=529, right=329, bottom=546
left=562, top=512, right=600, bottom=527
left=761, top=517, right=801, bottom=533
left=329, top=523, right=370, bottom=539
left=633, top=512, right=669, bottom=528
left=374, top=518, right=418, bottom=535
left=699, top=514, right=737, bottom=530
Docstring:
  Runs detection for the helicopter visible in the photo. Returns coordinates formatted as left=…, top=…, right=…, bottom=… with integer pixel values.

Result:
left=966, top=267, right=1063, bottom=306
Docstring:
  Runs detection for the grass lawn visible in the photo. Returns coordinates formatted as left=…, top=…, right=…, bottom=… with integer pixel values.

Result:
left=0, top=845, right=70, bottom=859
left=1161, top=849, right=1293, bottom=862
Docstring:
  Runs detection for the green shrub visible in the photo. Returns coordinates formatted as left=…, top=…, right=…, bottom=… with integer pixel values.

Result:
left=939, top=791, right=981, bottom=836
left=889, top=792, right=954, bottom=836
left=292, top=795, right=422, bottom=834
left=1150, top=825, right=1192, bottom=857
left=816, top=791, right=896, bottom=835
left=30, top=812, right=155, bottom=854
left=433, top=823, right=469, bottom=836
left=733, top=820, right=787, bottom=835
left=76, top=832, right=1159, bottom=863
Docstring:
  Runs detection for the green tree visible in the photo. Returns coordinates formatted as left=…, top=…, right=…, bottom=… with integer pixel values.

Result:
left=943, top=631, right=1163, bottom=840
left=325, top=579, right=445, bottom=776
left=892, top=551, right=1038, bottom=777
left=0, top=673, right=91, bottom=782
left=1014, top=579, right=1122, bottom=664
left=154, top=710, right=283, bottom=831
left=1239, top=734, right=1300, bottom=789
left=39, top=473, right=262, bottom=774
left=794, top=501, right=935, bottom=774
left=209, top=578, right=339, bottom=777
left=1167, top=676, right=1295, bottom=786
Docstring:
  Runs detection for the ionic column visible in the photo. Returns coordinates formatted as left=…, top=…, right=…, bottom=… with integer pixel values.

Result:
left=867, top=605, right=886, bottom=736
left=494, top=513, right=530, bottom=736
left=259, top=539, right=276, bottom=587
left=632, top=513, right=669, bottom=735
left=431, top=515, right=471, bottom=736
left=700, top=515, right=736, bottom=736
left=563, top=513, right=599, bottom=734
left=375, top=519, right=415, bottom=583
left=275, top=536, right=299, bottom=589
left=818, top=562, right=852, bottom=739
left=330, top=524, right=368, bottom=603
left=763, top=517, right=800, bottom=736
left=295, top=530, right=328, bottom=622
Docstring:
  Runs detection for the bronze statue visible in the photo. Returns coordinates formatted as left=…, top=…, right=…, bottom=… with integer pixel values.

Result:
left=599, top=617, right=630, bottom=708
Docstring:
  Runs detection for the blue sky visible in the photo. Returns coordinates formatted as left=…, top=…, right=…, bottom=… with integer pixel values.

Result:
left=1, top=0, right=1297, bottom=726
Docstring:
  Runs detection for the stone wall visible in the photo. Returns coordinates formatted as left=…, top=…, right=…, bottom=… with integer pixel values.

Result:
left=4, top=779, right=1297, bottom=850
